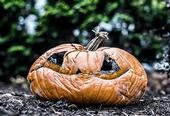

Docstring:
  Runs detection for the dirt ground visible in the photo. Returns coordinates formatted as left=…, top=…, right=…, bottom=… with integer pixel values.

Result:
left=0, top=72, right=170, bottom=116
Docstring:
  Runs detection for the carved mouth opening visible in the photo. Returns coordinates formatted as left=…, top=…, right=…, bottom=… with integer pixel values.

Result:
left=100, top=55, right=120, bottom=74
left=47, top=51, right=66, bottom=66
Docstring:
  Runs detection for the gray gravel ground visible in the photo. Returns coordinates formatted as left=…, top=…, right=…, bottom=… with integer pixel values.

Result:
left=0, top=81, right=170, bottom=116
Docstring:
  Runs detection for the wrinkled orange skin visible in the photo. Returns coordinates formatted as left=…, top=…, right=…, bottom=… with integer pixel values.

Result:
left=27, top=44, right=147, bottom=105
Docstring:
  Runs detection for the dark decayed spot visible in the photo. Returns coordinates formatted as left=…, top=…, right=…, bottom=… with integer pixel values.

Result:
left=101, top=56, right=120, bottom=74
left=47, top=51, right=66, bottom=66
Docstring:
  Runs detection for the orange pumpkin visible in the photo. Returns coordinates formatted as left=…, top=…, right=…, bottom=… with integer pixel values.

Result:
left=27, top=31, right=147, bottom=105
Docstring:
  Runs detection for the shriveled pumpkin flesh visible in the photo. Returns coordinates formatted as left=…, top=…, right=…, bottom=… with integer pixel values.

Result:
left=27, top=31, right=147, bottom=105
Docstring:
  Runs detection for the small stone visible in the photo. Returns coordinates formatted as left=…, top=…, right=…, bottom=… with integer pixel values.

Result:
left=153, top=97, right=160, bottom=101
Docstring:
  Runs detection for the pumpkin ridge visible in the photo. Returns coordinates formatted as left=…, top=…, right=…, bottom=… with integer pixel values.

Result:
left=45, top=44, right=81, bottom=57
left=94, top=52, right=99, bottom=69
left=117, top=71, right=133, bottom=99
left=129, top=73, right=146, bottom=97
left=74, top=51, right=81, bottom=59
left=94, top=81, right=103, bottom=104
left=48, top=69, right=73, bottom=99
left=47, top=75, right=60, bottom=99
left=41, top=68, right=55, bottom=98
left=71, top=43, right=84, bottom=50
left=70, top=76, right=81, bottom=91
left=44, top=71, right=59, bottom=99
left=64, top=50, right=79, bottom=58
left=113, top=69, right=133, bottom=104
left=97, top=47, right=110, bottom=51
left=94, top=82, right=102, bottom=103
left=87, top=51, right=91, bottom=73
left=58, top=77, right=77, bottom=101
left=130, top=79, right=144, bottom=100
left=34, top=70, right=48, bottom=99
left=104, top=84, right=117, bottom=105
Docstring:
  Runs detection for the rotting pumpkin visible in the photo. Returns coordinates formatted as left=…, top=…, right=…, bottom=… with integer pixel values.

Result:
left=27, top=31, right=147, bottom=105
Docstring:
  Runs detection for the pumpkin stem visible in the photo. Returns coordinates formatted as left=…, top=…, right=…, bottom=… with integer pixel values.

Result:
left=85, top=31, right=109, bottom=51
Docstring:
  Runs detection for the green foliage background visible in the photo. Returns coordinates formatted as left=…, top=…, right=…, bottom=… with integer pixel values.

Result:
left=0, top=0, right=169, bottom=80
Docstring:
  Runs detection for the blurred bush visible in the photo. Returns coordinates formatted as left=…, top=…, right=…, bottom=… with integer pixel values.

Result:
left=0, top=0, right=169, bottom=80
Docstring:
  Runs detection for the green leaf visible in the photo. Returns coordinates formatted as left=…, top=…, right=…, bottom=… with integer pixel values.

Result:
left=105, top=2, right=118, bottom=13
left=116, top=13, right=134, bottom=22
left=0, top=37, right=8, bottom=44
left=7, top=45, right=31, bottom=56
left=7, top=45, right=25, bottom=53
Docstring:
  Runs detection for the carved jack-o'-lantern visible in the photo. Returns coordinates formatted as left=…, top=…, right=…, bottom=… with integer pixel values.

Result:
left=27, top=31, right=147, bottom=105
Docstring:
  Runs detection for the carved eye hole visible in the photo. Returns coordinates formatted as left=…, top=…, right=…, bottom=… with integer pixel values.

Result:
left=47, top=51, right=66, bottom=66
left=101, top=55, right=120, bottom=74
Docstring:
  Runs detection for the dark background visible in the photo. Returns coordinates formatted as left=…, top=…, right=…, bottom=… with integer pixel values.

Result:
left=0, top=0, right=170, bottom=81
